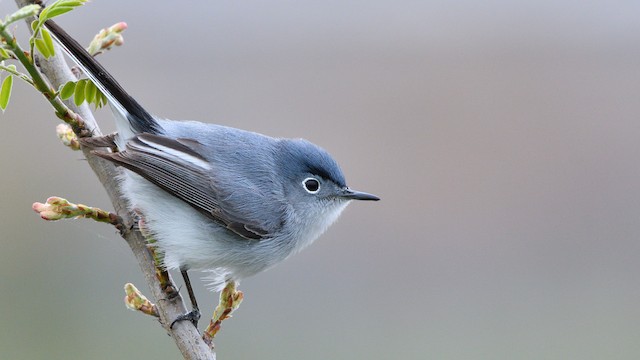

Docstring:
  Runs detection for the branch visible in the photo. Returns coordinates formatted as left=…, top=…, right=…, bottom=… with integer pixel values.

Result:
left=12, top=1, right=215, bottom=358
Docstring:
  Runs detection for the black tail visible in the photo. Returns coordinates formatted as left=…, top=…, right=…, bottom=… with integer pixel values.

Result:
left=44, top=20, right=162, bottom=135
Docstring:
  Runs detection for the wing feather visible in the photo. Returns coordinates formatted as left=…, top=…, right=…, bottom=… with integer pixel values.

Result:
left=95, top=133, right=275, bottom=239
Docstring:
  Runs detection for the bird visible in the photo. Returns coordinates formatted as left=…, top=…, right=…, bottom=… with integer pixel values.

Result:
left=44, top=18, right=379, bottom=326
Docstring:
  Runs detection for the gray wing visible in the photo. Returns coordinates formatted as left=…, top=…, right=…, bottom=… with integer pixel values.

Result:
left=94, top=133, right=276, bottom=239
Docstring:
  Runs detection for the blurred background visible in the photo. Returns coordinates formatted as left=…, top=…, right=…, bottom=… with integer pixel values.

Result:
left=1, top=0, right=640, bottom=359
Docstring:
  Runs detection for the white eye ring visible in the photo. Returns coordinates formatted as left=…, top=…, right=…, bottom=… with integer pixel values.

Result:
left=302, top=177, right=320, bottom=194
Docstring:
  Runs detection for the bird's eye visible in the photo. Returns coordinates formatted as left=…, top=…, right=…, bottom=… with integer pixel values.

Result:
left=302, top=178, right=320, bottom=194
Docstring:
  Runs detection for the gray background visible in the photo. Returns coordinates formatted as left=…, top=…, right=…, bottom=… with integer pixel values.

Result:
left=1, top=1, right=640, bottom=359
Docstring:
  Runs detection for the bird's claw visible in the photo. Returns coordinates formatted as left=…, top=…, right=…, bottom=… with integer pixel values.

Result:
left=170, top=309, right=201, bottom=329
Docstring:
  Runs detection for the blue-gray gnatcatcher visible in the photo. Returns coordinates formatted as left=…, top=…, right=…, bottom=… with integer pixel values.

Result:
left=44, top=20, right=379, bottom=324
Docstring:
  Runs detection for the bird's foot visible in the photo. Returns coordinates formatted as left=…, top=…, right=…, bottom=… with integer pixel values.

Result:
left=170, top=308, right=201, bottom=329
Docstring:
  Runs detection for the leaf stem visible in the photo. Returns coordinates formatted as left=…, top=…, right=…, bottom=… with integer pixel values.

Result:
left=0, top=64, right=35, bottom=86
left=0, top=20, right=86, bottom=134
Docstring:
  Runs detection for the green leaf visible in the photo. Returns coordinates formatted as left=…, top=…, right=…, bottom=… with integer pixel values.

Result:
left=41, top=28, right=56, bottom=57
left=94, top=90, right=103, bottom=108
left=41, top=6, right=75, bottom=21
left=35, top=38, right=51, bottom=58
left=0, top=75, right=13, bottom=112
left=58, top=0, right=87, bottom=7
left=38, top=0, right=87, bottom=24
left=0, top=48, right=10, bottom=60
left=84, top=80, right=97, bottom=104
left=59, top=81, right=76, bottom=100
left=100, top=90, right=108, bottom=107
left=89, top=87, right=106, bottom=109
left=73, top=79, right=86, bottom=106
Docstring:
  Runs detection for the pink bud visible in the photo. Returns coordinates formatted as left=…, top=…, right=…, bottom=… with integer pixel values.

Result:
left=109, top=22, right=128, bottom=33
left=32, top=202, right=47, bottom=212
left=32, top=202, right=63, bottom=221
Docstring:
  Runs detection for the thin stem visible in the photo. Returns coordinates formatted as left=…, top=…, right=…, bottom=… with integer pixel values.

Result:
left=0, top=20, right=85, bottom=133
left=0, top=65, right=34, bottom=85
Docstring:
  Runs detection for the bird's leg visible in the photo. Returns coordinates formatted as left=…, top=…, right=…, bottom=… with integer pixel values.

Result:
left=181, top=269, right=200, bottom=313
left=170, top=269, right=202, bottom=329
left=202, top=281, right=244, bottom=348
left=134, top=211, right=197, bottom=329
